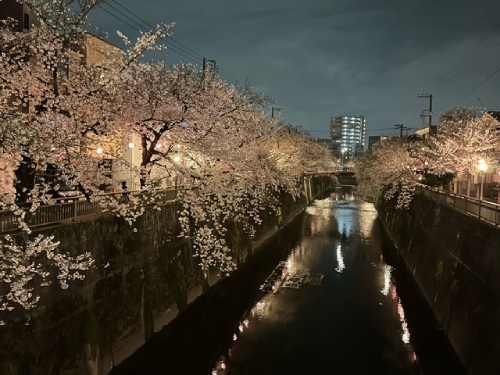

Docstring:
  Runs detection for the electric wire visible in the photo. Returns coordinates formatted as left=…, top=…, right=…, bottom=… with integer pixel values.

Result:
left=105, top=1, right=203, bottom=62
left=399, top=96, right=419, bottom=126
left=435, top=35, right=500, bottom=90
left=98, top=4, right=202, bottom=65
left=111, top=0, right=204, bottom=59
left=430, top=22, right=500, bottom=118
left=437, top=36, right=500, bottom=91
left=405, top=20, right=500, bottom=130
left=436, top=65, right=500, bottom=112
left=109, top=0, right=239, bottom=82
left=434, top=37, right=489, bottom=87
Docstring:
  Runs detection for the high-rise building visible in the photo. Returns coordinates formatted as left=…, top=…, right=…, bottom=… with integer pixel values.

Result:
left=329, top=115, right=366, bottom=159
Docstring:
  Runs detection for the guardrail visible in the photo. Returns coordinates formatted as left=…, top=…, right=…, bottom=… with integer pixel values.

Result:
left=0, top=185, right=188, bottom=234
left=423, top=188, right=500, bottom=227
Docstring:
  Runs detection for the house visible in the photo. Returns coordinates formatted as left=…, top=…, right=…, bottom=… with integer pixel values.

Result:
left=0, top=0, right=40, bottom=31
left=0, top=1, right=134, bottom=195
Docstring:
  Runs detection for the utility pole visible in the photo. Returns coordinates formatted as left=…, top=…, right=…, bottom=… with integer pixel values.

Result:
left=394, top=123, right=406, bottom=138
left=202, top=57, right=218, bottom=78
left=418, top=93, right=434, bottom=136
left=271, top=107, right=282, bottom=118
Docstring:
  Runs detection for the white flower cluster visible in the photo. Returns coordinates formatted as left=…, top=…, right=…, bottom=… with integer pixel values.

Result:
left=0, top=0, right=337, bottom=318
left=356, top=108, right=499, bottom=208
left=0, top=234, right=93, bottom=314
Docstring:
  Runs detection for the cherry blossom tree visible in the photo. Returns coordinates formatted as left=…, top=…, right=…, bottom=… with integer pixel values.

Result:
left=427, top=108, right=499, bottom=177
left=122, top=64, right=327, bottom=275
left=0, top=0, right=171, bottom=319
left=0, top=0, right=338, bottom=319
left=356, top=107, right=500, bottom=209
left=118, top=62, right=337, bottom=275
left=176, top=116, right=336, bottom=275
left=356, top=137, right=424, bottom=209
left=0, top=0, right=172, bottom=205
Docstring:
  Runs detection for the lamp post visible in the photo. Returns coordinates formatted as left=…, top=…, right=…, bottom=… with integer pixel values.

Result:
left=173, top=143, right=183, bottom=188
left=128, top=142, right=135, bottom=190
left=478, top=159, right=487, bottom=200
left=341, top=148, right=347, bottom=169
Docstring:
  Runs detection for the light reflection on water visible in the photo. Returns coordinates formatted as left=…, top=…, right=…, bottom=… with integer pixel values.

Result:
left=213, top=196, right=421, bottom=374
left=335, top=243, right=345, bottom=273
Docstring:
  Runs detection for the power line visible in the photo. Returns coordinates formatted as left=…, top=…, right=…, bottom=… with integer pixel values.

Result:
left=109, top=0, right=239, bottom=83
left=412, top=22, right=500, bottom=128
left=438, top=37, right=500, bottom=91
left=366, top=127, right=416, bottom=132
left=99, top=3, right=202, bottom=65
left=436, top=66, right=500, bottom=112
left=216, top=66, right=239, bottom=83
left=400, top=96, right=419, bottom=125
left=108, top=0, right=204, bottom=61
left=435, top=35, right=500, bottom=90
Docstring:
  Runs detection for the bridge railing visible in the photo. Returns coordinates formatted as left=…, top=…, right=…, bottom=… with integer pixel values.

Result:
left=0, top=185, right=193, bottom=234
left=423, top=187, right=500, bottom=227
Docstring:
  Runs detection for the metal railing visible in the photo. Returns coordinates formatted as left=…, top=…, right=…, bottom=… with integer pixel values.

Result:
left=423, top=188, right=500, bottom=227
left=0, top=185, right=187, bottom=234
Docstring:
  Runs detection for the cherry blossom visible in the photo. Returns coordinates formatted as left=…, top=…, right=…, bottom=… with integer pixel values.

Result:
left=1, top=1, right=337, bottom=316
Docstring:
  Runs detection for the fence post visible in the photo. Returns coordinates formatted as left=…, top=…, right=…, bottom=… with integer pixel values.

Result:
left=73, top=201, right=77, bottom=222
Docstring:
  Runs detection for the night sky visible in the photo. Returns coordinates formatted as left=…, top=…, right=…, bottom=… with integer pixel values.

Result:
left=90, top=0, right=500, bottom=140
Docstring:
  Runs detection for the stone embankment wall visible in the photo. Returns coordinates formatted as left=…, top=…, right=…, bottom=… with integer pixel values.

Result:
left=0, top=176, right=333, bottom=375
left=376, top=193, right=500, bottom=375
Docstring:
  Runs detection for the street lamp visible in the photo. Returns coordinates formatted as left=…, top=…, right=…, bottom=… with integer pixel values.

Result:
left=173, top=143, right=184, bottom=187
left=341, top=148, right=348, bottom=169
left=128, top=142, right=135, bottom=190
left=478, top=159, right=487, bottom=200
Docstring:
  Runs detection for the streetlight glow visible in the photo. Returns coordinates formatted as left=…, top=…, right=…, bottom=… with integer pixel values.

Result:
left=478, top=160, right=488, bottom=200
left=341, top=148, right=348, bottom=168
left=96, top=147, right=103, bottom=154
left=128, top=142, right=135, bottom=149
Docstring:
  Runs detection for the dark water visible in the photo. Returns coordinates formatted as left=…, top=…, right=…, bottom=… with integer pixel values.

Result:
left=112, top=197, right=465, bottom=375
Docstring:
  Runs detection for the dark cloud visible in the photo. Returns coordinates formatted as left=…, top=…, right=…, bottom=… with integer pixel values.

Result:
left=91, top=0, right=500, bottom=139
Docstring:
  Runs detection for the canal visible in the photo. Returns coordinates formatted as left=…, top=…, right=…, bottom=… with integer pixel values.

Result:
left=112, top=196, right=465, bottom=375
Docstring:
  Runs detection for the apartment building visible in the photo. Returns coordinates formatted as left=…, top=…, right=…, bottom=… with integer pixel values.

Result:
left=0, top=0, right=40, bottom=31
left=0, top=1, right=131, bottom=193
left=329, top=115, right=366, bottom=159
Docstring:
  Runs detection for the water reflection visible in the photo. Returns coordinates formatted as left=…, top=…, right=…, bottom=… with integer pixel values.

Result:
left=375, top=262, right=417, bottom=361
left=380, top=263, right=393, bottom=296
left=335, top=244, right=345, bottom=273
left=213, top=196, right=422, bottom=374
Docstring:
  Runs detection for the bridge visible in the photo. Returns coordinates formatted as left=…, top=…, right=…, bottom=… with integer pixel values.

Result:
left=304, top=169, right=355, bottom=177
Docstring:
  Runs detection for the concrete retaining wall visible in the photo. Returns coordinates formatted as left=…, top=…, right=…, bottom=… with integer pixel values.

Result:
left=376, top=193, right=500, bottom=375
left=0, top=176, right=333, bottom=374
